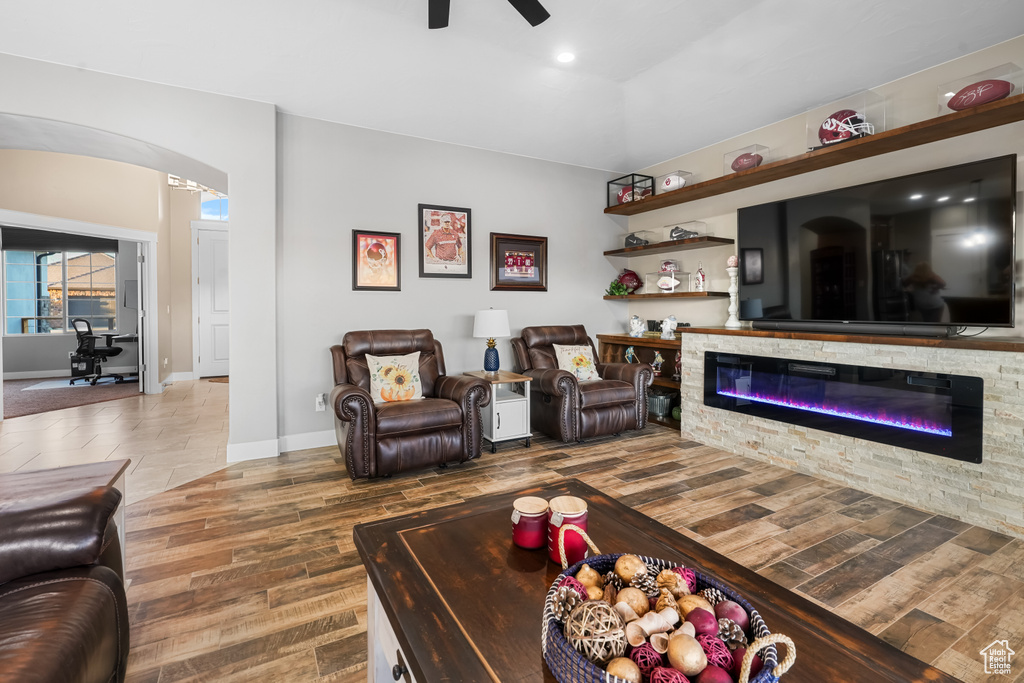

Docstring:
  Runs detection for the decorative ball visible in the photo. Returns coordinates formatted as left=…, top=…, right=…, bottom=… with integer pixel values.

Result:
left=731, top=647, right=763, bottom=680
left=673, top=567, right=697, bottom=594
left=564, top=600, right=627, bottom=666
left=629, top=642, right=664, bottom=677
left=696, top=633, right=733, bottom=671
left=557, top=576, right=589, bottom=602
left=718, top=618, right=747, bottom=650
left=714, top=600, right=749, bottom=633
left=650, top=667, right=692, bottom=683
left=617, top=269, right=643, bottom=294
left=726, top=254, right=739, bottom=268
left=615, top=554, right=648, bottom=584
left=695, top=664, right=734, bottom=683
left=606, top=656, right=643, bottom=683
left=666, top=633, right=707, bottom=676
left=617, top=587, right=649, bottom=617
left=676, top=594, right=714, bottom=618
left=685, top=608, right=718, bottom=637
left=698, top=588, right=727, bottom=607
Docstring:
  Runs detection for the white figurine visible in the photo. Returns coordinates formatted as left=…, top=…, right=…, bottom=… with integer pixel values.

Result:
left=661, top=315, right=678, bottom=340
left=628, top=315, right=645, bottom=338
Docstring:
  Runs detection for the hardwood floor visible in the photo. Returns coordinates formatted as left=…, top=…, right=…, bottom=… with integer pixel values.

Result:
left=118, top=425, right=1024, bottom=683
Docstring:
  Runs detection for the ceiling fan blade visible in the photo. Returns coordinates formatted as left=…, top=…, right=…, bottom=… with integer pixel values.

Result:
left=428, top=0, right=450, bottom=29
left=507, top=0, right=550, bottom=26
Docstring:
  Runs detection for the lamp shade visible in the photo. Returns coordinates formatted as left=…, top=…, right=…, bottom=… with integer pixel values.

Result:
left=473, top=309, right=510, bottom=338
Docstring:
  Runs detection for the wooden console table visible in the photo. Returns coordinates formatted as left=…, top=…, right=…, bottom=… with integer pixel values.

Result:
left=354, top=479, right=960, bottom=683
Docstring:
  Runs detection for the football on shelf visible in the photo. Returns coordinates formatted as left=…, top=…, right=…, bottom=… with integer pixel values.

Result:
left=947, top=79, right=1015, bottom=111
left=818, top=109, right=874, bottom=146
left=730, top=153, right=763, bottom=172
left=660, top=174, right=687, bottom=192
left=617, top=186, right=653, bottom=204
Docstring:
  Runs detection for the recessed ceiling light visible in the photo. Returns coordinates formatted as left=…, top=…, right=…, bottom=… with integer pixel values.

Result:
left=556, top=52, right=575, bottom=63
left=964, top=197, right=976, bottom=203
left=937, top=196, right=950, bottom=202
left=910, top=194, right=923, bottom=200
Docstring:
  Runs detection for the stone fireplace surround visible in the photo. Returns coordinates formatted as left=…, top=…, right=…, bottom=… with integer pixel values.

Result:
left=678, top=328, right=1024, bottom=538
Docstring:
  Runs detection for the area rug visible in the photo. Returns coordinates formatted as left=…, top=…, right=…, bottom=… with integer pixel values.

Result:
left=3, top=377, right=142, bottom=419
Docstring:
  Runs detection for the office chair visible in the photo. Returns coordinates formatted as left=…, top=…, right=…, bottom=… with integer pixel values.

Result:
left=70, top=318, right=125, bottom=386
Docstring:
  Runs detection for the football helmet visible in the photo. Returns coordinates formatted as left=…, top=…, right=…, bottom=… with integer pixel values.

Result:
left=818, top=109, right=874, bottom=146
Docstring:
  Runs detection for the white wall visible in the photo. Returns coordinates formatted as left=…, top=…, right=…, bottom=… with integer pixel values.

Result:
left=276, top=113, right=624, bottom=444
left=0, top=53, right=278, bottom=461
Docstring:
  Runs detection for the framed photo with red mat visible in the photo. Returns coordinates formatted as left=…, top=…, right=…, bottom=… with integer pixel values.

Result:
left=489, top=233, right=547, bottom=291
left=353, top=230, right=401, bottom=291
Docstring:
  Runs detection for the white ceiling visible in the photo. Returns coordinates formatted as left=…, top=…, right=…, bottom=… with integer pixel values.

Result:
left=1, top=0, right=1023, bottom=172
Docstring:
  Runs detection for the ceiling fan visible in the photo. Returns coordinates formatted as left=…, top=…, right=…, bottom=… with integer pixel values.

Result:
left=428, top=0, right=550, bottom=29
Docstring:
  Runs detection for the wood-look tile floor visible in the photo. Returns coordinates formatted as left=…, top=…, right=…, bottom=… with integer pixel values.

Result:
left=0, top=379, right=227, bottom=504
left=119, top=425, right=1024, bottom=683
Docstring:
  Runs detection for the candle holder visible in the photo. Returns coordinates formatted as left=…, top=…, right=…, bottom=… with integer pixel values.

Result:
left=725, top=266, right=741, bottom=328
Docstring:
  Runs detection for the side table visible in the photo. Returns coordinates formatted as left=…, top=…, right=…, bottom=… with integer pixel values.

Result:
left=463, top=370, right=532, bottom=452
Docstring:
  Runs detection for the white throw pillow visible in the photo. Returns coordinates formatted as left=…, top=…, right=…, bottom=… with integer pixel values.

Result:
left=366, top=352, right=423, bottom=402
left=552, top=344, right=601, bottom=381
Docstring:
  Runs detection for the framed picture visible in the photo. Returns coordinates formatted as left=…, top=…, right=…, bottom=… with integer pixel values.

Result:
left=490, top=233, right=547, bottom=291
left=418, top=204, right=471, bottom=278
left=352, top=230, right=401, bottom=291
left=741, top=247, right=763, bottom=285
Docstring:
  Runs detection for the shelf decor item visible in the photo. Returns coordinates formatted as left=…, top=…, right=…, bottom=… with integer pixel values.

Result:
left=694, top=262, right=706, bottom=292
left=418, top=203, right=471, bottom=278
left=938, top=63, right=1022, bottom=115
left=473, top=308, right=511, bottom=372
left=725, top=145, right=770, bottom=175
left=490, top=233, right=547, bottom=291
left=660, top=316, right=677, bottom=340
left=654, top=170, right=692, bottom=194
left=726, top=266, right=741, bottom=328
left=804, top=90, right=886, bottom=151
left=623, top=230, right=659, bottom=248
left=628, top=315, right=644, bottom=338
left=352, top=230, right=401, bottom=291
left=542, top=525, right=795, bottom=683
left=608, top=174, right=654, bottom=208
left=665, top=221, right=708, bottom=241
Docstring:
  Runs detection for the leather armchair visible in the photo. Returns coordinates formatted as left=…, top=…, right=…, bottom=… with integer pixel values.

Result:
left=330, top=329, right=491, bottom=479
left=510, top=324, right=652, bottom=442
left=0, top=486, right=129, bottom=683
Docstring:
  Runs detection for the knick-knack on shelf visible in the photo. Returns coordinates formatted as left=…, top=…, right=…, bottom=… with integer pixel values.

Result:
left=628, top=315, right=645, bottom=338
left=673, top=351, right=682, bottom=381
left=625, top=346, right=638, bottom=363
left=651, top=351, right=664, bottom=375
left=660, top=316, right=677, bottom=340
left=694, top=261, right=706, bottom=292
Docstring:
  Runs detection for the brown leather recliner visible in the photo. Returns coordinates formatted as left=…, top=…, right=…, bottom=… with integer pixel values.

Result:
left=510, top=325, right=653, bottom=443
left=330, top=329, right=491, bottom=479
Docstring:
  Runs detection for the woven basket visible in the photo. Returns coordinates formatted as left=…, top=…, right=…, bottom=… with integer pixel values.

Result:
left=542, top=524, right=795, bottom=683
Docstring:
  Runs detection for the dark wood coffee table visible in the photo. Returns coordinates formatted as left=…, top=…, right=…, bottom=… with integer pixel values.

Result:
left=354, top=478, right=961, bottom=683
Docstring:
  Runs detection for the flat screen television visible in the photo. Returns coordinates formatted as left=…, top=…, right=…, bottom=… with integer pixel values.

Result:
left=737, top=154, right=1017, bottom=335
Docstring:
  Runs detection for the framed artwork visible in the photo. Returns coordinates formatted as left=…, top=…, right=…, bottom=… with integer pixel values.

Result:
left=489, top=233, right=547, bottom=291
left=741, top=247, right=763, bottom=285
left=352, top=230, right=401, bottom=291
left=418, top=204, right=471, bottom=278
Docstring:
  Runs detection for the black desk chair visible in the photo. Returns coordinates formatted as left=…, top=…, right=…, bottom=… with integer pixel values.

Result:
left=70, top=318, right=125, bottom=386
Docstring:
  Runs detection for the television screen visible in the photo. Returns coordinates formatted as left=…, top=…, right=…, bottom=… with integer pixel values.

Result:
left=737, top=155, right=1016, bottom=331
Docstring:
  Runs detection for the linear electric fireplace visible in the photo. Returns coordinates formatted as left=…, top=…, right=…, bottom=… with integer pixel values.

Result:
left=704, top=352, right=983, bottom=463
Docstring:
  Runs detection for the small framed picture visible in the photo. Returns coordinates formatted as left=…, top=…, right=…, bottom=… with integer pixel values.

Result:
left=741, top=247, right=763, bottom=285
left=419, top=204, right=471, bottom=278
left=352, top=230, right=401, bottom=291
left=490, top=233, right=547, bottom=291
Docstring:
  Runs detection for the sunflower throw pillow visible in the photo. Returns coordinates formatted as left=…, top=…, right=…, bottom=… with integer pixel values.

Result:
left=552, top=344, right=601, bottom=381
left=366, top=352, right=423, bottom=402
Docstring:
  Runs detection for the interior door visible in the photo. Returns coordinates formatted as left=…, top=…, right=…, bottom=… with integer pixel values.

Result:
left=196, top=228, right=229, bottom=377
left=135, top=242, right=145, bottom=392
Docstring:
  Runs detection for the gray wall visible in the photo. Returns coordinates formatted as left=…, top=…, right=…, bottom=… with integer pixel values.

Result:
left=3, top=240, right=139, bottom=377
left=276, top=113, right=625, bottom=440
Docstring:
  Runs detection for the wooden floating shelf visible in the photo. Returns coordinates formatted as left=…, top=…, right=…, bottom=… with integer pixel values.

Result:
left=597, top=334, right=684, bottom=350
left=604, top=236, right=734, bottom=257
left=604, top=93, right=1024, bottom=216
left=652, top=376, right=680, bottom=389
left=603, top=291, right=728, bottom=300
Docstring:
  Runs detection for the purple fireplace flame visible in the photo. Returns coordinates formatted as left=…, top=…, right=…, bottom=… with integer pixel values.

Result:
left=718, top=389, right=953, bottom=437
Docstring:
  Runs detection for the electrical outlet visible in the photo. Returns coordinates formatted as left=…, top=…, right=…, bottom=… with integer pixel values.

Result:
left=315, top=393, right=327, bottom=412
left=163, top=358, right=168, bottom=367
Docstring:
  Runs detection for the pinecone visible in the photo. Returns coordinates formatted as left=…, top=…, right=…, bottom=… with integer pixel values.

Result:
left=699, top=587, right=728, bottom=606
left=603, top=571, right=625, bottom=592
left=552, top=585, right=582, bottom=622
left=631, top=570, right=659, bottom=597
left=718, top=617, right=747, bottom=651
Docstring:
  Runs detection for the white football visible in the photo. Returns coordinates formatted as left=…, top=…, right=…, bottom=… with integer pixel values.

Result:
left=657, top=276, right=681, bottom=291
left=661, top=174, right=686, bottom=192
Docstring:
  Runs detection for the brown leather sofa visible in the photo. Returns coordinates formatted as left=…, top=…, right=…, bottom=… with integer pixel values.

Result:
left=330, top=329, right=491, bottom=479
left=0, top=486, right=128, bottom=683
left=511, top=324, right=653, bottom=442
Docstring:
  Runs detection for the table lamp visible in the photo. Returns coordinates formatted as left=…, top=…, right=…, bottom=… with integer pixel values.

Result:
left=473, top=308, right=510, bottom=373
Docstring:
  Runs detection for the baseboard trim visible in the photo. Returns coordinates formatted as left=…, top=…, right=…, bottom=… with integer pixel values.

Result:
left=164, top=372, right=196, bottom=383
left=4, top=366, right=137, bottom=381
left=226, top=438, right=279, bottom=463
left=279, top=430, right=335, bottom=453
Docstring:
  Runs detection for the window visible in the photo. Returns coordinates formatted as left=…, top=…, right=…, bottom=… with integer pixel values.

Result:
left=3, top=250, right=117, bottom=334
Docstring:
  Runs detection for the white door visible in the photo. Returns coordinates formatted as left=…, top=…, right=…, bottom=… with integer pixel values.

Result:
left=196, top=227, right=229, bottom=377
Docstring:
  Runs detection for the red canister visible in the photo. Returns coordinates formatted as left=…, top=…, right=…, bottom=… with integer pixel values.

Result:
left=547, top=495, right=589, bottom=565
left=511, top=496, right=549, bottom=549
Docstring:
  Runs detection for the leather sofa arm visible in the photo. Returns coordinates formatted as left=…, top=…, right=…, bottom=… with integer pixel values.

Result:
left=599, top=363, right=654, bottom=430
left=522, top=368, right=578, bottom=396
left=0, top=487, right=122, bottom=585
left=435, top=374, right=491, bottom=409
left=330, top=383, right=377, bottom=478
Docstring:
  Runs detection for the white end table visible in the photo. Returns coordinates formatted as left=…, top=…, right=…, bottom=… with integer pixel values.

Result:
left=463, top=370, right=532, bottom=453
